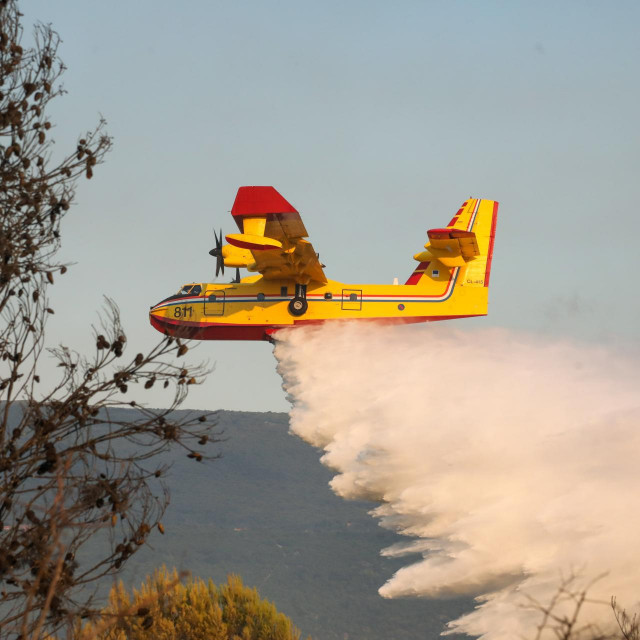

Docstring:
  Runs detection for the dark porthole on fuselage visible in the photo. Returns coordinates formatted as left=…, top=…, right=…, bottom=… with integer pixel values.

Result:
left=324, top=292, right=332, bottom=300
left=257, top=293, right=265, bottom=302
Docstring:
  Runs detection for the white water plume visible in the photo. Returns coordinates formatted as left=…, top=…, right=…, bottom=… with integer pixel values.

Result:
left=274, top=322, right=640, bottom=639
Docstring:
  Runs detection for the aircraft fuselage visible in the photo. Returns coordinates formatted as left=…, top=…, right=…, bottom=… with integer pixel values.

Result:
left=149, top=272, right=487, bottom=342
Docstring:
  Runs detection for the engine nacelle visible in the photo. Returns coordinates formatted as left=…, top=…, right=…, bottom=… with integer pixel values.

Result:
left=222, top=244, right=256, bottom=269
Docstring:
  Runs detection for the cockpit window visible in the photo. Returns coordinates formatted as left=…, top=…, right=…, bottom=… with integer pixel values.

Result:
left=178, top=284, right=202, bottom=295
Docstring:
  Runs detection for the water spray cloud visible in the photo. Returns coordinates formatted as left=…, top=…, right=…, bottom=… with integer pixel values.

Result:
left=274, top=322, right=640, bottom=639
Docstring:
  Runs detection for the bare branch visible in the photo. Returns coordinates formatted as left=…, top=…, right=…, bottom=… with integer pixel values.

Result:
left=0, top=4, right=220, bottom=639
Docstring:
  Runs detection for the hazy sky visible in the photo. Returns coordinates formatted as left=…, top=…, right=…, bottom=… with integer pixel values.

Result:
left=19, top=1, right=640, bottom=411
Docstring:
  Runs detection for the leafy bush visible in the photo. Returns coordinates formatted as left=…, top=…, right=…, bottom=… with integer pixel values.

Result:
left=82, top=566, right=310, bottom=640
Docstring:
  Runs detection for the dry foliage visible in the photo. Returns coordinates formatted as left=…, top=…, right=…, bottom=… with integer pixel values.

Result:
left=0, top=2, right=220, bottom=638
left=525, top=574, right=640, bottom=640
left=80, top=566, right=308, bottom=640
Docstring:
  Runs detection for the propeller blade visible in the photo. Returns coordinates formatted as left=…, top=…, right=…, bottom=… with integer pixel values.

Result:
left=211, top=227, right=225, bottom=278
left=219, top=229, right=225, bottom=276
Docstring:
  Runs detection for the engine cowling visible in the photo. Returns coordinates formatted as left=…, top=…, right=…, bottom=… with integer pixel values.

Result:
left=222, top=244, right=256, bottom=269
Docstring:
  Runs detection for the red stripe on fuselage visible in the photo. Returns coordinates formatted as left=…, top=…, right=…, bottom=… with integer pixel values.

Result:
left=150, top=315, right=279, bottom=341
left=150, top=312, right=485, bottom=342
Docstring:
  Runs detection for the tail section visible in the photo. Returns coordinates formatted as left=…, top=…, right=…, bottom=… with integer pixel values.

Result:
left=446, top=197, right=499, bottom=288
left=406, top=197, right=499, bottom=291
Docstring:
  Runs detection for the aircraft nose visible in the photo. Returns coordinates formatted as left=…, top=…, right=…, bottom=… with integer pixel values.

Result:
left=149, top=305, right=167, bottom=335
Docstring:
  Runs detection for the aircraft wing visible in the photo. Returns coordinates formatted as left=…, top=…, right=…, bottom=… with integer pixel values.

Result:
left=224, top=186, right=327, bottom=284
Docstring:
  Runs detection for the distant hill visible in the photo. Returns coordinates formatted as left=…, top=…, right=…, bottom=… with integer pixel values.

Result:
left=106, top=409, right=472, bottom=640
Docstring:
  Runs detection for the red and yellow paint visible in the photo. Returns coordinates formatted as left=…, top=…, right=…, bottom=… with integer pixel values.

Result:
left=149, top=191, right=498, bottom=342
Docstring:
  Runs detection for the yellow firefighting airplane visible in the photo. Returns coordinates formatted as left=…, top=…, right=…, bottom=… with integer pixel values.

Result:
left=149, top=187, right=498, bottom=342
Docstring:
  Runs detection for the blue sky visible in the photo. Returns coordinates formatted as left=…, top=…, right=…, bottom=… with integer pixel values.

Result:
left=20, top=1, right=640, bottom=411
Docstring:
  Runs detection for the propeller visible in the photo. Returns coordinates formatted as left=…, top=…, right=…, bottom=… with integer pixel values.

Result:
left=208, top=228, right=225, bottom=277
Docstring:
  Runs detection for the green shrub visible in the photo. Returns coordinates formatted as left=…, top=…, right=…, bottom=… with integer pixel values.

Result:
left=82, top=566, right=309, bottom=640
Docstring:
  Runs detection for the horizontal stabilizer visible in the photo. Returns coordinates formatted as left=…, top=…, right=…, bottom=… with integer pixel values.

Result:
left=427, top=228, right=475, bottom=241
left=414, top=228, right=480, bottom=267
left=408, top=197, right=498, bottom=289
